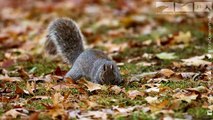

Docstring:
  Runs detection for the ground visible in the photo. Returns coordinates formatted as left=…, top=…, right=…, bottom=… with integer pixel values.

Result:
left=0, top=0, right=212, bottom=120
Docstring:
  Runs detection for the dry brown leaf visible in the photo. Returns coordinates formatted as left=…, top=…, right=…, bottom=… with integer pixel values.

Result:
left=46, top=93, right=67, bottom=119
left=96, top=40, right=128, bottom=53
left=136, top=61, right=156, bottom=66
left=52, top=83, right=71, bottom=91
left=1, top=108, right=28, bottom=119
left=178, top=72, right=196, bottom=79
left=173, top=31, right=192, bottom=44
left=208, top=105, right=213, bottom=111
left=186, top=86, right=208, bottom=93
left=17, top=68, right=30, bottom=79
left=29, top=112, right=39, bottom=120
left=159, top=69, right=174, bottom=77
left=0, top=96, right=10, bottom=102
left=110, top=85, right=122, bottom=94
left=54, top=66, right=67, bottom=76
left=83, top=80, right=102, bottom=92
left=150, top=100, right=169, bottom=112
left=182, top=55, right=211, bottom=66
left=169, top=99, right=181, bottom=110
left=145, top=87, right=160, bottom=93
left=173, top=91, right=198, bottom=103
left=127, top=90, right=144, bottom=100
left=15, top=85, right=24, bottom=94
left=85, top=100, right=99, bottom=109
left=152, top=110, right=174, bottom=118
left=0, top=76, right=22, bottom=82
left=26, top=81, right=35, bottom=95
left=64, top=77, right=76, bottom=84
left=208, top=96, right=213, bottom=104
left=113, top=106, right=137, bottom=114
left=81, top=111, right=107, bottom=120
left=147, top=78, right=169, bottom=83
left=172, top=62, right=182, bottom=68
left=145, top=96, right=158, bottom=104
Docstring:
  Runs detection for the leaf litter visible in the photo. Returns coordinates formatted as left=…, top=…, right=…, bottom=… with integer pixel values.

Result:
left=0, top=0, right=213, bottom=120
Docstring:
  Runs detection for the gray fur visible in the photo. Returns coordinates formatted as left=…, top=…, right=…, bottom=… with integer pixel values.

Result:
left=46, top=18, right=84, bottom=64
left=46, top=18, right=122, bottom=85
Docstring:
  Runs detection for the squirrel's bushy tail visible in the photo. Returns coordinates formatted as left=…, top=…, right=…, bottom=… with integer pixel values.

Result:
left=45, top=18, right=84, bottom=64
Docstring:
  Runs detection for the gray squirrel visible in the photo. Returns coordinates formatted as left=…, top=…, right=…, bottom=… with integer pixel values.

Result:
left=45, top=18, right=122, bottom=85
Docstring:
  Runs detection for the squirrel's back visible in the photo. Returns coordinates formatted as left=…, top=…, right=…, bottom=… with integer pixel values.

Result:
left=45, top=18, right=84, bottom=64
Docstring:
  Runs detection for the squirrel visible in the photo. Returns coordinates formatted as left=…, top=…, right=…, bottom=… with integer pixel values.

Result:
left=45, top=18, right=122, bottom=85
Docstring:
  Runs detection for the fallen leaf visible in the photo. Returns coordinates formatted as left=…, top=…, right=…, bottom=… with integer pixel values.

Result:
left=1, top=59, right=15, bottom=68
left=173, top=31, right=192, bottom=44
left=182, top=56, right=211, bottom=66
left=81, top=111, right=107, bottom=120
left=150, top=100, right=169, bottom=112
left=113, top=106, right=137, bottom=114
left=147, top=78, right=169, bottom=83
left=156, top=52, right=178, bottom=60
left=127, top=90, right=144, bottom=99
left=46, top=93, right=67, bottom=119
left=1, top=108, right=28, bottom=119
left=179, top=72, right=196, bottom=79
left=186, top=86, right=207, bottom=93
left=152, top=110, right=174, bottom=117
left=54, top=66, right=67, bottom=76
left=17, top=68, right=30, bottom=79
left=26, top=81, right=36, bottom=95
left=0, top=76, right=23, bottom=82
left=145, top=96, right=158, bottom=104
left=29, top=112, right=39, bottom=120
left=15, top=85, right=24, bottom=94
left=82, top=80, right=102, bottom=92
left=208, top=96, right=213, bottom=104
left=173, top=91, right=198, bottom=103
left=52, top=83, right=71, bottom=91
left=145, top=87, right=160, bottom=93
left=136, top=61, right=156, bottom=66
left=85, top=100, right=99, bottom=109
left=159, top=69, right=174, bottom=77
left=110, top=85, right=122, bottom=94
left=208, top=105, right=213, bottom=111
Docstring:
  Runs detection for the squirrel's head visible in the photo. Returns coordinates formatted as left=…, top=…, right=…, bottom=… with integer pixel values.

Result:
left=97, top=62, right=122, bottom=85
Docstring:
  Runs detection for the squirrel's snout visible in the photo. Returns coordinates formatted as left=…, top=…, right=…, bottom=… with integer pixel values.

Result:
left=111, top=78, right=123, bottom=85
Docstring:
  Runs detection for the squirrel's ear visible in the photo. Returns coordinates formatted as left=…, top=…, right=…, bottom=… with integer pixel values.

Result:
left=110, top=64, right=113, bottom=70
left=103, top=64, right=107, bottom=71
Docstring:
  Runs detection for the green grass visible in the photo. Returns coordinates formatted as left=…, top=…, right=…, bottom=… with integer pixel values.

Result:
left=188, top=107, right=213, bottom=120
left=96, top=92, right=145, bottom=107
left=61, top=88, right=79, bottom=95
left=25, top=98, right=53, bottom=110
left=0, top=51, right=4, bottom=61
left=5, top=55, right=60, bottom=77
left=21, top=61, right=57, bottom=76
left=115, top=110, right=154, bottom=120
left=161, top=80, right=209, bottom=89
left=38, top=114, right=52, bottom=120
left=0, top=108, right=4, bottom=116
